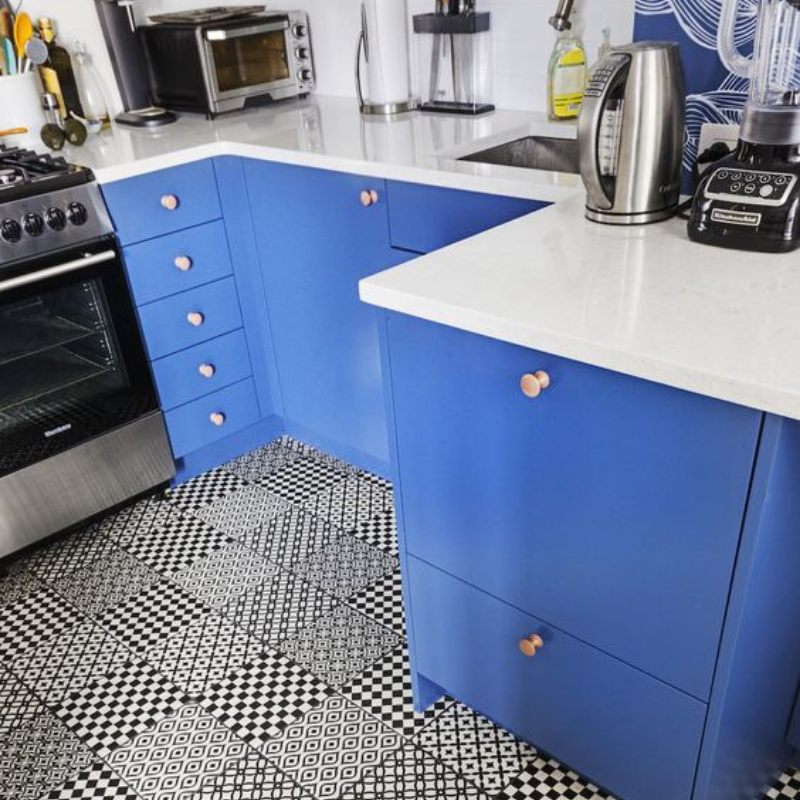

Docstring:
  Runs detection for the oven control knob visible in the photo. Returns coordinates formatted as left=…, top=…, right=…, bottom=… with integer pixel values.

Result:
left=67, top=202, right=89, bottom=226
left=46, top=208, right=67, bottom=231
left=1, top=219, right=22, bottom=243
left=293, top=23, right=307, bottom=38
left=23, top=213, right=45, bottom=237
left=299, top=68, right=313, bottom=83
left=296, top=46, right=309, bottom=60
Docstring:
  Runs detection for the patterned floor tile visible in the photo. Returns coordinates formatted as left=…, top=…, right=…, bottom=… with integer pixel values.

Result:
left=172, top=544, right=280, bottom=609
left=195, top=485, right=292, bottom=539
left=95, top=495, right=179, bottom=549
left=345, top=568, right=406, bottom=635
left=0, top=583, right=85, bottom=660
left=237, top=506, right=337, bottom=570
left=353, top=509, right=400, bottom=556
left=281, top=603, right=401, bottom=688
left=0, top=667, right=48, bottom=738
left=0, top=561, right=46, bottom=606
left=303, top=477, right=393, bottom=532
left=766, top=768, right=800, bottom=800
left=262, top=693, right=404, bottom=799
left=222, top=569, right=339, bottom=646
left=258, top=457, right=350, bottom=503
left=5, top=620, right=133, bottom=707
left=53, top=660, right=187, bottom=759
left=339, top=644, right=453, bottom=738
left=190, top=749, right=315, bottom=799
left=40, top=761, right=143, bottom=800
left=165, top=467, right=248, bottom=513
left=52, top=548, right=160, bottom=617
left=144, top=613, right=265, bottom=698
left=223, top=439, right=304, bottom=482
left=354, top=470, right=394, bottom=494
left=107, top=703, right=249, bottom=800
left=341, top=744, right=488, bottom=799
left=96, top=581, right=211, bottom=654
left=293, top=534, right=398, bottom=601
left=496, top=756, right=614, bottom=799
left=415, top=702, right=538, bottom=796
left=199, top=650, right=332, bottom=748
left=0, top=710, right=94, bottom=800
left=281, top=437, right=362, bottom=476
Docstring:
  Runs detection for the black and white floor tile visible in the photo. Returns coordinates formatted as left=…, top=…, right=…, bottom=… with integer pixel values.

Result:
left=0, top=434, right=795, bottom=800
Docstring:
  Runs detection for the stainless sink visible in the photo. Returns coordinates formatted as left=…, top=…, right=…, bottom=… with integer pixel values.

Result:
left=459, top=136, right=580, bottom=174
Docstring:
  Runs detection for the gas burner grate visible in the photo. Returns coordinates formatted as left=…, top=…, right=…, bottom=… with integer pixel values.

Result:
left=0, top=145, right=91, bottom=202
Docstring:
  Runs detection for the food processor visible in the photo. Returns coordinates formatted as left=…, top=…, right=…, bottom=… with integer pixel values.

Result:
left=688, top=0, right=800, bottom=253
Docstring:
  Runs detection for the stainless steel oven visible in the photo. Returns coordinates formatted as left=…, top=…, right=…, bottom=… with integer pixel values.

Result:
left=141, top=11, right=315, bottom=117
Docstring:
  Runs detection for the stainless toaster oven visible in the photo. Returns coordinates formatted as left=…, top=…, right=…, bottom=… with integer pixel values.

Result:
left=140, top=11, right=315, bottom=117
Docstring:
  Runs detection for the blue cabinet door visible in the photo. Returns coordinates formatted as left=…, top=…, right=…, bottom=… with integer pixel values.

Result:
left=385, top=312, right=761, bottom=701
left=245, top=160, right=413, bottom=473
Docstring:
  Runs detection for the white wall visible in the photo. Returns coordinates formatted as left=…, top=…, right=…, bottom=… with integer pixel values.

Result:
left=11, top=0, right=635, bottom=116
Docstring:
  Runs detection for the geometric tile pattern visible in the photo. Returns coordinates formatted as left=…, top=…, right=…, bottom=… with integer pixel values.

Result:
left=107, top=703, right=249, bottom=800
left=765, top=769, right=800, bottom=800
left=340, top=644, right=453, bottom=738
left=280, top=603, right=402, bottom=688
left=415, top=703, right=539, bottom=796
left=195, top=485, right=292, bottom=539
left=345, top=568, right=406, bottom=635
left=0, top=563, right=44, bottom=608
left=281, top=437, right=361, bottom=477
left=53, top=660, right=187, bottom=759
left=223, top=439, right=304, bottom=483
left=353, top=509, right=400, bottom=556
left=258, top=457, right=349, bottom=503
left=0, top=668, right=48, bottom=738
left=95, top=496, right=181, bottom=549
left=199, top=651, right=332, bottom=747
left=171, top=544, right=279, bottom=609
left=303, top=477, right=394, bottom=532
left=261, top=694, right=403, bottom=799
left=496, top=757, right=613, bottom=800
left=41, top=762, right=143, bottom=800
left=165, top=467, right=247, bottom=513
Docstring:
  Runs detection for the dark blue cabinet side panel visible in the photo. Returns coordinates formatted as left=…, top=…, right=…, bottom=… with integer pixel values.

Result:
left=386, top=180, right=547, bottom=254
left=694, top=415, right=800, bottom=800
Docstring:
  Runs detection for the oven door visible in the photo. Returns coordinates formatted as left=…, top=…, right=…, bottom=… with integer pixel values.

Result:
left=0, top=238, right=159, bottom=480
left=202, top=19, right=296, bottom=102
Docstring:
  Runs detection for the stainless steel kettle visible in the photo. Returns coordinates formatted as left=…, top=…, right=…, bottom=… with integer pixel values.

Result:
left=578, top=41, right=685, bottom=225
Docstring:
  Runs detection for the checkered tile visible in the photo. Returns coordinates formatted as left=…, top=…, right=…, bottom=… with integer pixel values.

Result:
left=200, top=650, right=331, bottom=746
left=281, top=603, right=401, bottom=688
left=96, top=581, right=211, bottom=653
left=0, top=562, right=44, bottom=608
left=340, top=644, right=453, bottom=737
left=19, top=525, right=118, bottom=584
left=303, top=477, right=393, bottom=532
left=95, top=495, right=179, bottom=548
left=54, top=660, right=187, bottom=758
left=496, top=757, right=613, bottom=799
left=223, top=439, right=304, bottom=482
left=172, top=543, right=279, bottom=609
left=766, top=768, right=800, bottom=800
left=165, top=467, right=248, bottom=512
left=281, top=437, right=361, bottom=476
left=41, top=762, right=142, bottom=800
left=258, top=457, right=350, bottom=502
left=353, top=509, right=399, bottom=556
left=0, top=668, right=48, bottom=738
left=346, top=568, right=406, bottom=634
left=355, top=470, right=394, bottom=494
left=195, top=485, right=292, bottom=539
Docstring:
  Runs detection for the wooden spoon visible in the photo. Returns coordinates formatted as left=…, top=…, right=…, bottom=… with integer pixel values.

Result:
left=0, top=8, right=12, bottom=41
left=14, top=12, right=32, bottom=61
left=0, top=127, right=29, bottom=137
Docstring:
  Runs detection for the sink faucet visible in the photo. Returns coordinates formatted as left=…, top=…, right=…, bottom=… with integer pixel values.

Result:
left=549, top=0, right=575, bottom=31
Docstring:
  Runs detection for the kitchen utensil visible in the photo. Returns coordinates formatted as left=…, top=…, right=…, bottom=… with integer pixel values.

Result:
left=0, top=8, right=12, bottom=41
left=24, top=37, right=48, bottom=71
left=14, top=12, right=33, bottom=62
left=578, top=41, right=685, bottom=225
left=0, top=127, right=28, bottom=137
left=3, top=37, right=16, bottom=74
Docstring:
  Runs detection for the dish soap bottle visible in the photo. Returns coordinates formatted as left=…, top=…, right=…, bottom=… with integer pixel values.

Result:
left=72, top=41, right=111, bottom=133
left=546, top=14, right=588, bottom=121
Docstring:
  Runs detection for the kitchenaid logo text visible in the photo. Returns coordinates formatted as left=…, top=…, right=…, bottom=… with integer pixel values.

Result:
left=44, top=424, right=73, bottom=438
left=711, top=209, right=762, bottom=228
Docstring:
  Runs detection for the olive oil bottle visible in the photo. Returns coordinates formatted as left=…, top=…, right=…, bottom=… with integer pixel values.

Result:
left=38, top=18, right=84, bottom=121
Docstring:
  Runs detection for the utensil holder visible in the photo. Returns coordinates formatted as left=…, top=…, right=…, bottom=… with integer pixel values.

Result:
left=0, top=71, right=46, bottom=147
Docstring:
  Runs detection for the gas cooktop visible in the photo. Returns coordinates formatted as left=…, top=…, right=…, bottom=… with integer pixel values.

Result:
left=0, top=145, right=93, bottom=203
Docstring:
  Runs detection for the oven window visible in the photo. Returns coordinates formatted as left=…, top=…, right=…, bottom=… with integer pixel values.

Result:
left=211, top=30, right=290, bottom=92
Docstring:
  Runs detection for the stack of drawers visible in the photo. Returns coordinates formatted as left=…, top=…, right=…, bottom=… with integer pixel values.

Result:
left=103, top=161, right=260, bottom=461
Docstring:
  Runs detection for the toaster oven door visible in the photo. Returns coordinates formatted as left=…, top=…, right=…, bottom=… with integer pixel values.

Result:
left=203, top=20, right=296, bottom=103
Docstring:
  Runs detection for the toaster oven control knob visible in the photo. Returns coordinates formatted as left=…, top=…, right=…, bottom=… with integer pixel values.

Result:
left=67, top=202, right=88, bottom=226
left=1, top=219, right=22, bottom=243
left=23, top=213, right=45, bottom=237
left=293, top=23, right=307, bottom=38
left=299, top=68, right=313, bottom=83
left=296, top=46, right=309, bottom=60
left=46, top=208, right=67, bottom=231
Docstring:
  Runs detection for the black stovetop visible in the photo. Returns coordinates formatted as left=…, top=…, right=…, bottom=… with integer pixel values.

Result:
left=0, top=145, right=93, bottom=203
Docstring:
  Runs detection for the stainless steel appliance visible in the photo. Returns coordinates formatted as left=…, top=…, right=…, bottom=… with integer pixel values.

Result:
left=578, top=41, right=685, bottom=225
left=140, top=10, right=315, bottom=118
left=689, top=0, right=800, bottom=253
left=0, top=145, right=174, bottom=560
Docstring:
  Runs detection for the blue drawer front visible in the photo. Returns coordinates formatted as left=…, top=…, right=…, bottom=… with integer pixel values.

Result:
left=123, top=220, right=233, bottom=306
left=138, top=277, right=242, bottom=361
left=386, top=180, right=547, bottom=253
left=409, top=557, right=706, bottom=800
left=165, top=378, right=260, bottom=458
left=152, top=329, right=252, bottom=411
left=103, top=160, right=221, bottom=246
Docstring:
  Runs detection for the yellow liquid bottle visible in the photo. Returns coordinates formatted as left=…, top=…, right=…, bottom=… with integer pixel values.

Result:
left=547, top=23, right=587, bottom=122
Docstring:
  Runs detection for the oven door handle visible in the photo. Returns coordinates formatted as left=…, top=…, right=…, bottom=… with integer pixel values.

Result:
left=0, top=250, right=117, bottom=294
left=205, top=21, right=288, bottom=40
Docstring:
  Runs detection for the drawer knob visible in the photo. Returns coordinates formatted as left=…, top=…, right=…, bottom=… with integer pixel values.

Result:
left=174, top=255, right=193, bottom=272
left=360, top=189, right=379, bottom=207
left=520, top=371, right=551, bottom=399
left=199, top=363, right=216, bottom=379
left=187, top=311, right=205, bottom=327
left=209, top=411, right=226, bottom=427
left=161, top=194, right=180, bottom=211
left=519, top=634, right=544, bottom=657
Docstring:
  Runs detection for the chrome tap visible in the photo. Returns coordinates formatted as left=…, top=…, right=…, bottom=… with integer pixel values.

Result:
left=549, top=0, right=575, bottom=31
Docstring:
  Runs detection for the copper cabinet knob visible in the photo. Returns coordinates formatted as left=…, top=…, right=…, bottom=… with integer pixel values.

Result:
left=209, top=411, right=226, bottom=427
left=519, top=634, right=544, bottom=657
left=360, top=189, right=379, bottom=207
left=520, top=371, right=551, bottom=398
left=161, top=194, right=179, bottom=211
left=198, top=363, right=216, bottom=379
left=187, top=311, right=205, bottom=327
left=174, top=255, right=193, bottom=272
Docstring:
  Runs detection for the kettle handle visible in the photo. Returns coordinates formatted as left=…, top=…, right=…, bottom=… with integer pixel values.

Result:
left=718, top=0, right=752, bottom=79
left=578, top=53, right=630, bottom=212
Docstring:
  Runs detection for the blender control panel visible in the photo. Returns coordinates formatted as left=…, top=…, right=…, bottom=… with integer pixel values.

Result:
left=704, top=168, right=798, bottom=207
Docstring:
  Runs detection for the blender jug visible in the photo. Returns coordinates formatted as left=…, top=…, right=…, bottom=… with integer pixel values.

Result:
left=719, top=0, right=800, bottom=145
